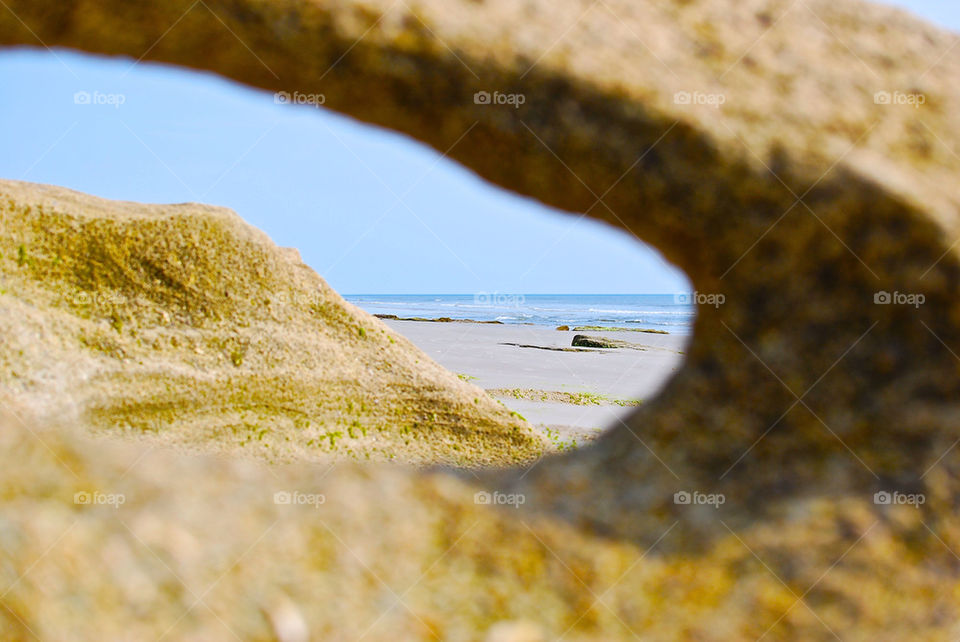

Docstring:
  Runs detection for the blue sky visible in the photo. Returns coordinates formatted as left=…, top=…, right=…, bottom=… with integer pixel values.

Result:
left=0, top=0, right=954, bottom=294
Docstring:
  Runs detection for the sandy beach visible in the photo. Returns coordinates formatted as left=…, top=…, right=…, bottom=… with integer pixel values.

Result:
left=381, top=319, right=689, bottom=442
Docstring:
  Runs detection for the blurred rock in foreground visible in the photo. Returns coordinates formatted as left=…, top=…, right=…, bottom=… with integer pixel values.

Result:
left=3, top=0, right=960, bottom=638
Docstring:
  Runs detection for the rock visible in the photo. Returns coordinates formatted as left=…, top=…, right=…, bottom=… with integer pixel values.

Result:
left=555, top=325, right=569, bottom=331
left=572, top=325, right=668, bottom=334
left=2, top=0, right=960, bottom=638
left=483, top=621, right=545, bottom=642
left=572, top=334, right=631, bottom=349
left=0, top=179, right=544, bottom=467
left=261, top=594, right=309, bottom=642
left=499, top=342, right=596, bottom=353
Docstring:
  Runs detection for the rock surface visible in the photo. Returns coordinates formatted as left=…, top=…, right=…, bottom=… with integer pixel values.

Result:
left=571, top=334, right=643, bottom=349
left=0, top=179, right=544, bottom=466
left=2, top=0, right=960, bottom=638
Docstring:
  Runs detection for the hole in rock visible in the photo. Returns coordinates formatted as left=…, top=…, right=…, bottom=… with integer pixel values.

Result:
left=1, top=49, right=693, bottom=456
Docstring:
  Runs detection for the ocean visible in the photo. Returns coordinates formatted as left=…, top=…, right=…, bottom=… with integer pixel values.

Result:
left=343, top=294, right=695, bottom=334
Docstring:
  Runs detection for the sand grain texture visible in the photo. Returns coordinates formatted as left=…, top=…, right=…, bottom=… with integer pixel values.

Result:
left=0, top=179, right=544, bottom=467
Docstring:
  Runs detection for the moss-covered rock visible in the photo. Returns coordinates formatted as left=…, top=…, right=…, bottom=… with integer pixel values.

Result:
left=571, top=334, right=642, bottom=349
left=0, top=180, right=545, bottom=467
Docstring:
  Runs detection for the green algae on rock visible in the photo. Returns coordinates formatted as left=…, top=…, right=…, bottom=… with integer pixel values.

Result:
left=0, top=179, right=545, bottom=467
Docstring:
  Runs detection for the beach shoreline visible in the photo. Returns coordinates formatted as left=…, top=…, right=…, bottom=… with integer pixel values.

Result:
left=346, top=293, right=694, bottom=335
left=380, top=319, right=689, bottom=444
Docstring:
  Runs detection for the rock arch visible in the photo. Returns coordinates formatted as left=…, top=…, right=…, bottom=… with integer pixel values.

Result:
left=3, top=0, right=960, bottom=636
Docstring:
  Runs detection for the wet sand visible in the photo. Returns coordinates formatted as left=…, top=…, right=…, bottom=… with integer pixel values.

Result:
left=381, top=319, right=689, bottom=440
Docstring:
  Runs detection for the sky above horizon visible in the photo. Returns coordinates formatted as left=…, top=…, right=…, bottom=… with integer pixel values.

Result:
left=0, top=0, right=955, bottom=294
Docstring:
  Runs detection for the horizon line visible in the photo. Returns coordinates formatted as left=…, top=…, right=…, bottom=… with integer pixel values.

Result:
left=340, top=292, right=686, bottom=296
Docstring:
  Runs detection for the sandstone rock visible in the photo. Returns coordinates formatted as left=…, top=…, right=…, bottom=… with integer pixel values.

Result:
left=0, top=179, right=544, bottom=467
left=572, top=325, right=669, bottom=334
left=571, top=334, right=643, bottom=349
left=2, top=0, right=960, bottom=638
